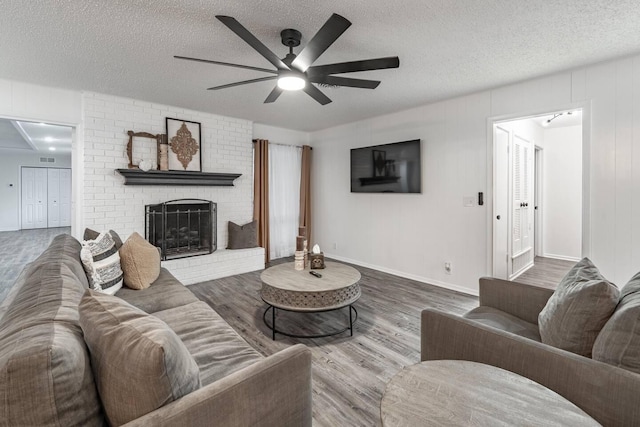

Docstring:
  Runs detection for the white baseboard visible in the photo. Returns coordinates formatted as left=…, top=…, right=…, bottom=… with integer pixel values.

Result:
left=324, top=253, right=478, bottom=297
left=0, top=227, right=18, bottom=232
left=543, top=253, right=581, bottom=262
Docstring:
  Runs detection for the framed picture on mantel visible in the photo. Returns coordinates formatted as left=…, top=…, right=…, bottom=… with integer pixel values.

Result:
left=166, top=117, right=202, bottom=171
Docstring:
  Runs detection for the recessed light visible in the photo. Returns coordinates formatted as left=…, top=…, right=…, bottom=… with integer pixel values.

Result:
left=49, top=147, right=56, bottom=151
left=44, top=136, right=53, bottom=142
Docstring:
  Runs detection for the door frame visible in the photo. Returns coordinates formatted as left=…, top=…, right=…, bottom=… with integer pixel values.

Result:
left=485, top=101, right=591, bottom=277
left=534, top=145, right=543, bottom=257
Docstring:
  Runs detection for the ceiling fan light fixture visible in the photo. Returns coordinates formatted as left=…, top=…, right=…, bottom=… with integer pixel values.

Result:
left=277, top=75, right=306, bottom=91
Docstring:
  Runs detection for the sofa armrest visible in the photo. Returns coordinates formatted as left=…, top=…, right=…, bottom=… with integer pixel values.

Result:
left=421, top=308, right=640, bottom=426
left=478, top=277, right=554, bottom=324
left=122, top=344, right=312, bottom=427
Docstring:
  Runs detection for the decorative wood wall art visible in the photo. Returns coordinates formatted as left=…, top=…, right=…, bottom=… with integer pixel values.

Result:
left=166, top=118, right=202, bottom=171
left=126, top=131, right=164, bottom=169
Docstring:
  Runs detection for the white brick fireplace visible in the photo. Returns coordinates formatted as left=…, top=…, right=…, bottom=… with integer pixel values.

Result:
left=81, top=92, right=264, bottom=284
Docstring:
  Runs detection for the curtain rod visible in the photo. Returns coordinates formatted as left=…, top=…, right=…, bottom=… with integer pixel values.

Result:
left=252, top=140, right=312, bottom=150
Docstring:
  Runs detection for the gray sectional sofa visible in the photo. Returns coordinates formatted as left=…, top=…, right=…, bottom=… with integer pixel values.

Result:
left=422, top=277, right=640, bottom=426
left=0, top=234, right=312, bottom=426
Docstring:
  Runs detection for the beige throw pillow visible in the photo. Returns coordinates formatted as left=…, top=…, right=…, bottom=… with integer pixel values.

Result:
left=538, top=257, right=619, bottom=357
left=119, top=232, right=161, bottom=290
left=78, top=290, right=200, bottom=427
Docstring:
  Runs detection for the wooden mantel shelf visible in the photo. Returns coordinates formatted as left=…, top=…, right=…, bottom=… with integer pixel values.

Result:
left=116, top=169, right=241, bottom=186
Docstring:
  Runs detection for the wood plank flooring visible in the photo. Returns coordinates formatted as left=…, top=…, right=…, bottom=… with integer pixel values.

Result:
left=189, top=259, right=478, bottom=426
left=516, top=256, right=576, bottom=289
left=0, top=227, right=70, bottom=301
left=188, top=256, right=574, bottom=426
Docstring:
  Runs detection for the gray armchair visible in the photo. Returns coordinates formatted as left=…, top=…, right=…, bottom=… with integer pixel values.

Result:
left=421, top=277, right=640, bottom=426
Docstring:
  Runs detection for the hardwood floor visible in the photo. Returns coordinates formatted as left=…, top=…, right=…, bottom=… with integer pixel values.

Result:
left=516, top=256, right=577, bottom=289
left=189, top=259, right=478, bottom=426
left=0, top=227, right=70, bottom=301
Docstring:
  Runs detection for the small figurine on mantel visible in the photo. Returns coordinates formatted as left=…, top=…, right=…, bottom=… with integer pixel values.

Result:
left=309, top=244, right=325, bottom=269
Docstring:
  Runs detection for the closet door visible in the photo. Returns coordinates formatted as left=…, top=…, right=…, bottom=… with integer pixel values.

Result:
left=47, top=168, right=60, bottom=228
left=21, top=167, right=48, bottom=229
left=59, top=169, right=72, bottom=227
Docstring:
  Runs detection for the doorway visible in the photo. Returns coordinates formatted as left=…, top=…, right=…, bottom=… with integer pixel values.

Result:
left=0, top=118, right=73, bottom=232
left=492, top=109, right=583, bottom=280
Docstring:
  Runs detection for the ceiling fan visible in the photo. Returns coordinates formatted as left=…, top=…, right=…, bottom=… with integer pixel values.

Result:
left=175, top=13, right=400, bottom=105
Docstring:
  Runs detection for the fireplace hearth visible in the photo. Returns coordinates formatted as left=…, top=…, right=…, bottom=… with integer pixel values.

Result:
left=145, top=199, right=216, bottom=260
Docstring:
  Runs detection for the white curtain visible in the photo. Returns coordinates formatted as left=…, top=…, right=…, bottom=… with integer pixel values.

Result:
left=269, top=144, right=302, bottom=260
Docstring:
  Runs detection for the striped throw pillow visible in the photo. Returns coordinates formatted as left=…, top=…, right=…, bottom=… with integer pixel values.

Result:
left=81, top=232, right=123, bottom=295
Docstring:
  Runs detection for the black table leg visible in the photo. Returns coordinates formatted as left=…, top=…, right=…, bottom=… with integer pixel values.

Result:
left=272, top=305, right=276, bottom=340
left=349, top=305, right=353, bottom=336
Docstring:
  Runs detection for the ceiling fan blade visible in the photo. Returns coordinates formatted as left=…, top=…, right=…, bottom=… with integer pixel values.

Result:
left=291, top=13, right=351, bottom=72
left=216, top=16, right=289, bottom=70
left=307, top=56, right=400, bottom=76
left=303, top=84, right=332, bottom=105
left=264, top=86, right=283, bottom=103
left=174, top=56, right=277, bottom=74
left=207, top=76, right=277, bottom=91
left=308, top=75, right=380, bottom=89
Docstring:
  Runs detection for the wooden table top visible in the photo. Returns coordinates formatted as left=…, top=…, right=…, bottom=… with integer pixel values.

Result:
left=381, top=360, right=600, bottom=427
left=260, top=262, right=361, bottom=311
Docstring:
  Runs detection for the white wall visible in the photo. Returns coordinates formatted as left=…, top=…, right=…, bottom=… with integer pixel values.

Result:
left=253, top=123, right=310, bottom=146
left=540, top=125, right=582, bottom=260
left=311, top=54, right=640, bottom=292
left=82, top=92, right=263, bottom=284
left=0, top=151, right=71, bottom=231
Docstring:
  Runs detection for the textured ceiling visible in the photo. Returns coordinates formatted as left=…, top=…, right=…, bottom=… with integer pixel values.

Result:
left=1, top=1, right=640, bottom=132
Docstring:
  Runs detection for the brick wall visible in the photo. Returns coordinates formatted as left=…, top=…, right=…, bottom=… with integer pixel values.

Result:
left=81, top=92, right=264, bottom=284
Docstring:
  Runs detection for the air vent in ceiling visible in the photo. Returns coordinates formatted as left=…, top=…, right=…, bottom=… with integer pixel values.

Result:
left=39, top=157, right=55, bottom=163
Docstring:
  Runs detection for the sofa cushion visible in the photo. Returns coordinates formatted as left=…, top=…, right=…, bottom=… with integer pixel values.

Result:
left=81, top=231, right=124, bottom=294
left=593, top=272, right=640, bottom=373
left=0, top=235, right=103, bottom=427
left=227, top=220, right=258, bottom=249
left=464, top=306, right=541, bottom=341
left=79, top=290, right=200, bottom=427
left=153, top=301, right=263, bottom=386
left=538, top=257, right=619, bottom=357
left=119, top=232, right=161, bottom=290
left=116, top=268, right=199, bottom=314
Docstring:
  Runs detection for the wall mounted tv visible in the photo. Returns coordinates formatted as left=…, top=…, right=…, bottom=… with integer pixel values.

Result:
left=350, top=139, right=421, bottom=193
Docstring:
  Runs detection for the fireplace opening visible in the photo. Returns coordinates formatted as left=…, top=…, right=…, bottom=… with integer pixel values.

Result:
left=145, top=199, right=216, bottom=260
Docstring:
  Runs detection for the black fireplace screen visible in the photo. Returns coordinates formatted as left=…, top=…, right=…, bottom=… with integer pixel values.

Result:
left=145, top=199, right=216, bottom=260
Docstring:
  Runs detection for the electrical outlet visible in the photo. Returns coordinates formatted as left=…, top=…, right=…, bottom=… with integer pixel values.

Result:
left=332, top=242, right=338, bottom=250
left=444, top=262, right=452, bottom=274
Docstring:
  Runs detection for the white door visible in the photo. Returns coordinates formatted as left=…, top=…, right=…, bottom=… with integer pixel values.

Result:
left=511, top=133, right=534, bottom=276
left=48, top=168, right=60, bottom=228
left=59, top=169, right=71, bottom=227
left=493, top=126, right=510, bottom=279
left=21, top=167, right=48, bottom=229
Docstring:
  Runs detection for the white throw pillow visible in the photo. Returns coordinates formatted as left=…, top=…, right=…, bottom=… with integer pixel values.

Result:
left=80, top=232, right=123, bottom=295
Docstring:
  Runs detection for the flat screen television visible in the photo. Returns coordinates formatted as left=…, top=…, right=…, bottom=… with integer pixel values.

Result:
left=350, top=139, right=421, bottom=193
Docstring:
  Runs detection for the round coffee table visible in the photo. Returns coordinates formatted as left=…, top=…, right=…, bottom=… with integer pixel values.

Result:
left=260, top=261, right=361, bottom=340
left=381, top=360, right=599, bottom=426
